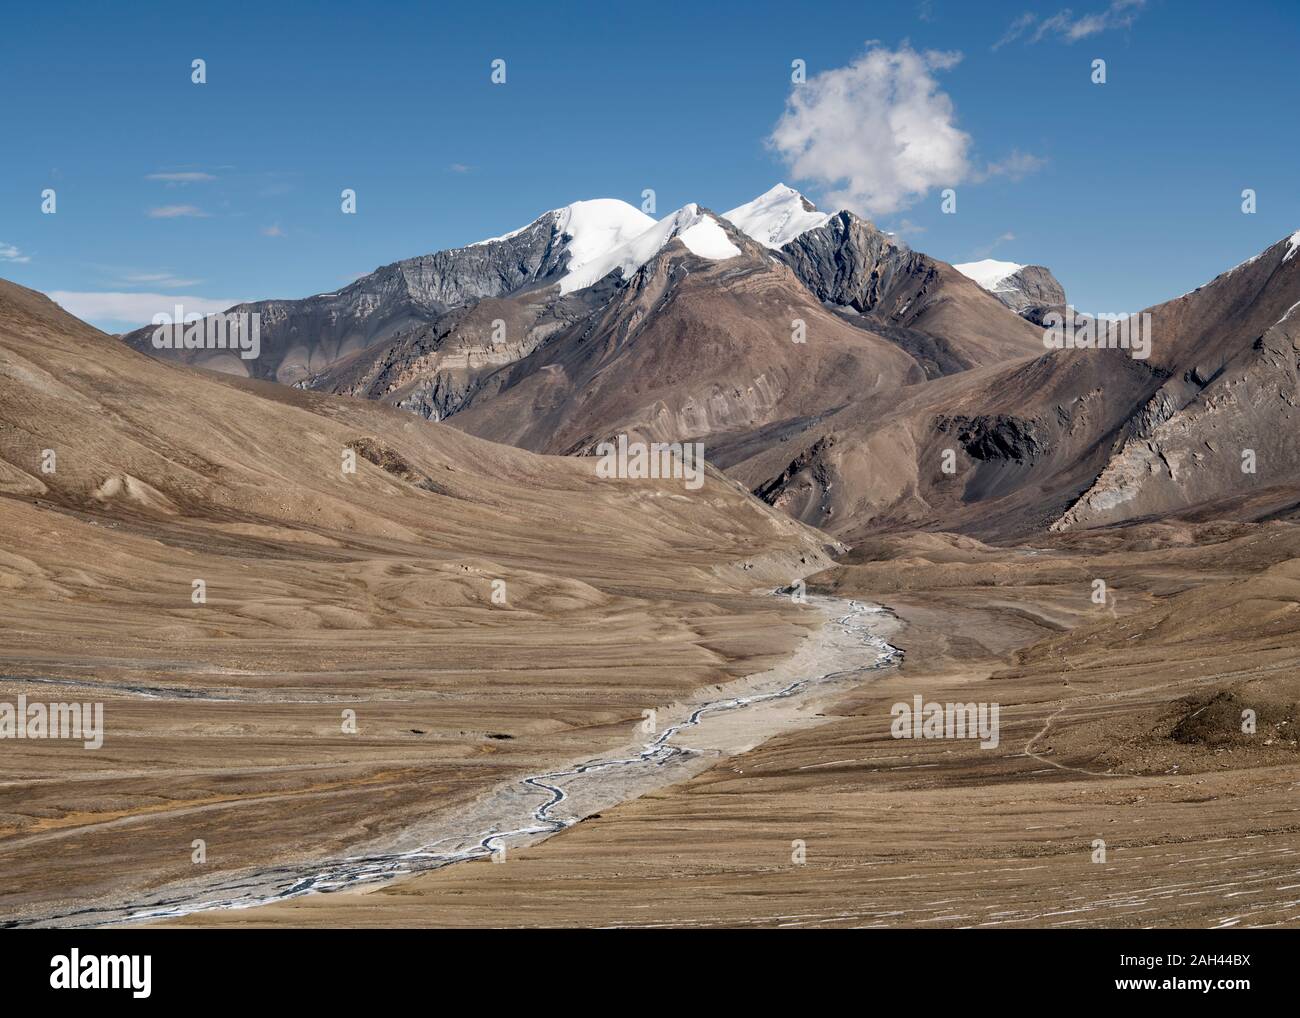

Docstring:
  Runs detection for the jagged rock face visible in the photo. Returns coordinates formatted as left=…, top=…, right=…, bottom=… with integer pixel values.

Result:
left=935, top=413, right=1047, bottom=463
left=993, top=265, right=1068, bottom=326
left=294, top=282, right=611, bottom=422
left=776, top=211, right=1047, bottom=378
left=753, top=435, right=838, bottom=518
left=998, top=265, right=1066, bottom=311
left=120, top=212, right=576, bottom=386
left=1049, top=237, right=1300, bottom=532
left=1049, top=334, right=1299, bottom=531
left=779, top=211, right=922, bottom=313
left=781, top=215, right=1067, bottom=334
left=382, top=215, right=571, bottom=308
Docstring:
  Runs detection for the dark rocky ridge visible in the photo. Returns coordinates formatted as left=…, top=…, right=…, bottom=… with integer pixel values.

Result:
left=119, top=211, right=579, bottom=385
left=776, top=210, right=1048, bottom=377
left=778, top=211, right=923, bottom=313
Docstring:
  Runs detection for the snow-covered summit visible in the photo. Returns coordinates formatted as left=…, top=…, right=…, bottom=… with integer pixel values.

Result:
left=953, top=258, right=1026, bottom=294
left=551, top=200, right=657, bottom=269
left=953, top=258, right=1067, bottom=323
left=467, top=198, right=652, bottom=254
left=558, top=204, right=740, bottom=294
left=723, top=184, right=833, bottom=249
left=462, top=198, right=742, bottom=296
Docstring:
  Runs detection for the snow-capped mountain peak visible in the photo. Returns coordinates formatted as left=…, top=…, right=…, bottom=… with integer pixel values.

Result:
left=953, top=258, right=1067, bottom=323
left=551, top=199, right=657, bottom=269
left=558, top=203, right=740, bottom=294
left=467, top=198, right=652, bottom=254
left=952, top=258, right=1026, bottom=293
left=723, top=184, right=833, bottom=249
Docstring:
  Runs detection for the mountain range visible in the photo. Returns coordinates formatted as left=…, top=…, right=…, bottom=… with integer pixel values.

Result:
left=118, top=184, right=1300, bottom=546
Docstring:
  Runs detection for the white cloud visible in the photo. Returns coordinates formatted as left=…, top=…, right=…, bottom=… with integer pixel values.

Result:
left=48, top=291, right=244, bottom=331
left=261, top=224, right=285, bottom=237
left=148, top=205, right=209, bottom=219
left=146, top=171, right=216, bottom=183
left=0, top=242, right=31, bottom=264
left=767, top=45, right=974, bottom=216
left=993, top=1, right=1145, bottom=49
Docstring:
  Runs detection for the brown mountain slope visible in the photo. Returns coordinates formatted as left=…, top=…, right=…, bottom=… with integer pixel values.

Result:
left=294, top=280, right=618, bottom=422
left=746, top=231, right=1300, bottom=543
left=110, top=199, right=1050, bottom=545
left=0, top=277, right=837, bottom=920
left=443, top=212, right=1044, bottom=460
left=442, top=217, right=919, bottom=454
left=1052, top=232, right=1300, bottom=530
left=285, top=207, right=1044, bottom=463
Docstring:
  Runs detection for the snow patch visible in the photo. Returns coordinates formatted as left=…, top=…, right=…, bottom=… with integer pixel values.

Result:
left=1285, top=230, right=1300, bottom=263
left=678, top=218, right=743, bottom=260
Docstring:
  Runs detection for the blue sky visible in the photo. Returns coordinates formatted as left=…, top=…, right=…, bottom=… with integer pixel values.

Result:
left=1, top=0, right=1297, bottom=330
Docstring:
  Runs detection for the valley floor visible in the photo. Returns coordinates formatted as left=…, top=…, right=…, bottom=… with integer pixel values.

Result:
left=158, top=521, right=1300, bottom=928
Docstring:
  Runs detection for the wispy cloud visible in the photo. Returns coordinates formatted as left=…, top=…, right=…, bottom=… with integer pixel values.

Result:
left=261, top=223, right=285, bottom=238
left=48, top=291, right=244, bottom=331
left=974, top=150, right=1048, bottom=182
left=971, top=231, right=1018, bottom=258
left=0, top=242, right=31, bottom=264
left=448, top=163, right=474, bottom=174
left=146, top=171, right=216, bottom=183
left=147, top=205, right=210, bottom=219
left=891, top=219, right=928, bottom=240
left=119, top=271, right=202, bottom=288
left=993, top=0, right=1145, bottom=49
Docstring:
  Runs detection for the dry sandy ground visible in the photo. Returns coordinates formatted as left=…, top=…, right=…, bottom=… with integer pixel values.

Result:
left=0, top=280, right=834, bottom=924
left=165, top=521, right=1300, bottom=927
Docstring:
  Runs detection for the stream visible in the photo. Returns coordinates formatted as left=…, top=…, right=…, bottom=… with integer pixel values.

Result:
left=5, top=596, right=900, bottom=928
